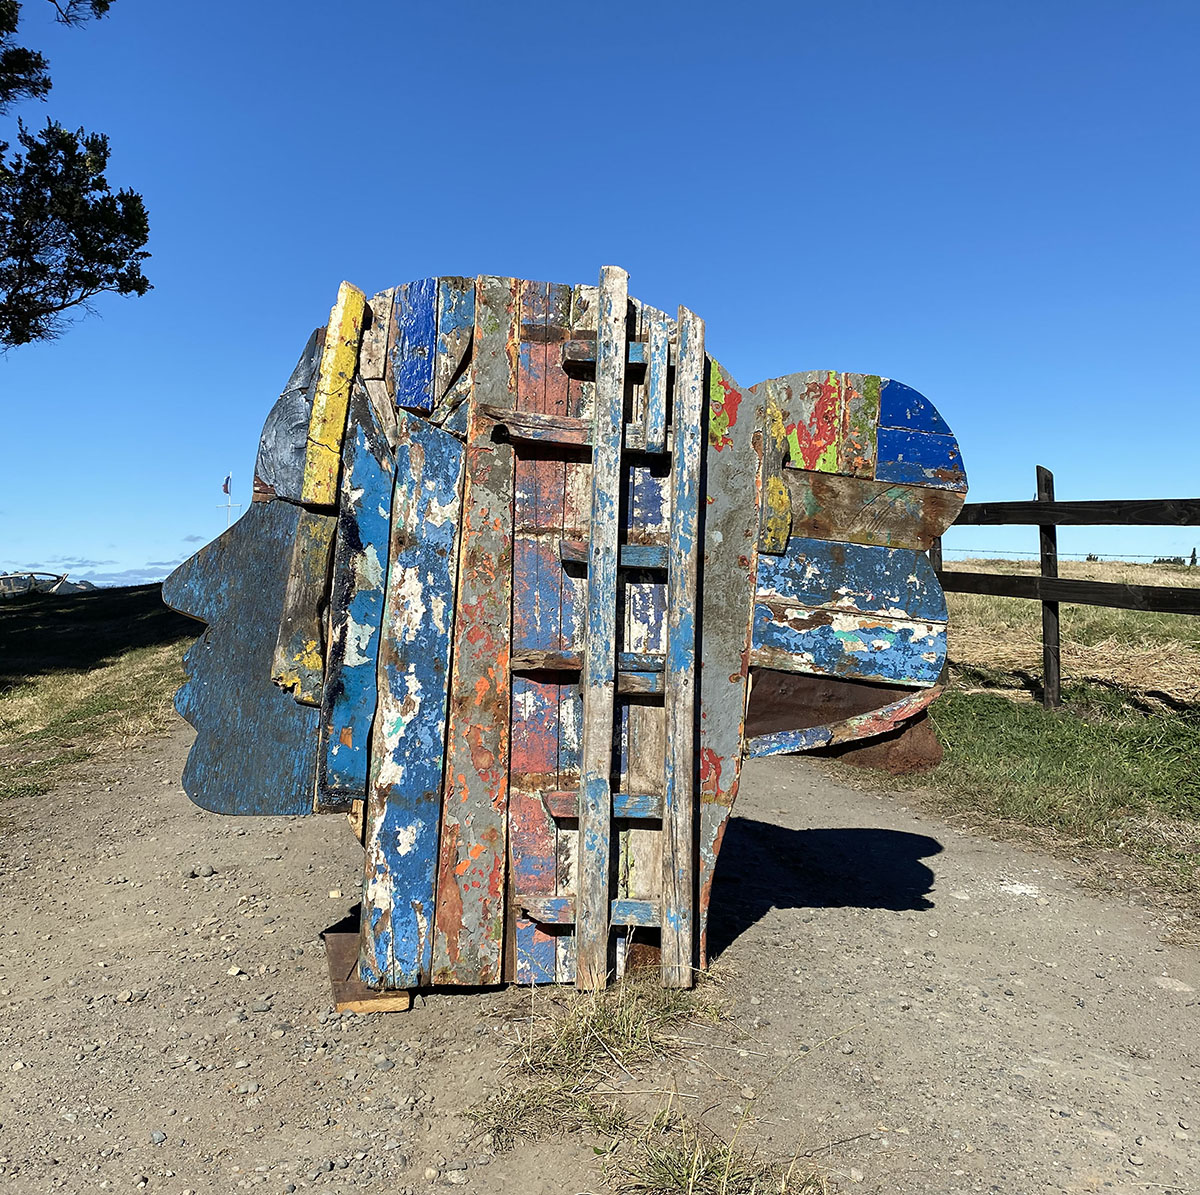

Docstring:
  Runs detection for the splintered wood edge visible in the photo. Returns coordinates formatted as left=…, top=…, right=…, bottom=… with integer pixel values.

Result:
left=323, top=932, right=413, bottom=1014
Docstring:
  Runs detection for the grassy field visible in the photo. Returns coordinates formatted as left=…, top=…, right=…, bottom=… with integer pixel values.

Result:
left=0, top=585, right=194, bottom=801
left=898, top=558, right=1200, bottom=901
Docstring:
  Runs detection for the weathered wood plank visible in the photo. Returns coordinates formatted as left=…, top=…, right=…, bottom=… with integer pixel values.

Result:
left=301, top=282, right=367, bottom=507
left=432, top=276, right=515, bottom=985
left=514, top=896, right=659, bottom=927
left=390, top=278, right=438, bottom=412
left=560, top=540, right=668, bottom=568
left=254, top=327, right=325, bottom=502
left=786, top=473, right=963, bottom=549
left=541, top=790, right=663, bottom=820
left=878, top=378, right=950, bottom=435
left=163, top=501, right=320, bottom=816
left=575, top=265, right=628, bottom=990
left=561, top=339, right=647, bottom=367
left=938, top=570, right=1200, bottom=616
left=874, top=426, right=966, bottom=491
left=270, top=509, right=337, bottom=706
left=317, top=382, right=395, bottom=807
left=696, top=357, right=762, bottom=968
left=642, top=311, right=670, bottom=454
left=359, top=414, right=465, bottom=990
left=750, top=607, right=946, bottom=687
left=509, top=278, right=579, bottom=985
left=359, top=289, right=396, bottom=383
left=661, top=304, right=704, bottom=988
left=756, top=538, right=947, bottom=624
left=324, top=932, right=412, bottom=1014
left=435, top=276, right=475, bottom=401
left=744, top=685, right=943, bottom=758
left=756, top=382, right=792, bottom=553
left=954, top=498, right=1200, bottom=527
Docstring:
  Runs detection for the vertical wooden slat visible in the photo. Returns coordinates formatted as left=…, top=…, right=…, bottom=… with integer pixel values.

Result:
left=575, top=265, right=628, bottom=990
left=661, top=306, right=704, bottom=988
left=270, top=509, right=336, bottom=706
left=432, top=277, right=515, bottom=984
left=696, top=359, right=762, bottom=967
left=301, top=282, right=367, bottom=507
left=928, top=535, right=944, bottom=573
left=642, top=311, right=670, bottom=455
left=318, top=382, right=395, bottom=807
left=1037, top=465, right=1061, bottom=708
left=359, top=414, right=465, bottom=989
left=390, top=278, right=438, bottom=412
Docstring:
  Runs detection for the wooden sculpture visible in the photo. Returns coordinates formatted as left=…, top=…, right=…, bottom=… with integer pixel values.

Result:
left=164, top=267, right=966, bottom=995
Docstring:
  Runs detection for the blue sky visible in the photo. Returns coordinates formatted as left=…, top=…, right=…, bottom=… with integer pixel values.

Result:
left=3, top=0, right=1198, bottom=584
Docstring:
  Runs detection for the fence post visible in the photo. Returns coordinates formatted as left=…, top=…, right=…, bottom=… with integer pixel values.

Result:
left=1037, top=465, right=1061, bottom=708
left=928, top=535, right=943, bottom=573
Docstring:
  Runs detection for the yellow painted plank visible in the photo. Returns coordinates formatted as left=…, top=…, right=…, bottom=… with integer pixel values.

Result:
left=301, top=281, right=367, bottom=506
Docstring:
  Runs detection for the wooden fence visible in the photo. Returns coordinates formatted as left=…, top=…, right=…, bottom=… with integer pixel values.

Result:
left=931, top=466, right=1200, bottom=707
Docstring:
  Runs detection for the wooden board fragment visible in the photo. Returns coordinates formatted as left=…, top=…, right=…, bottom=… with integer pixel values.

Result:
left=271, top=510, right=336, bottom=706
left=318, top=382, right=395, bottom=807
left=324, top=931, right=411, bottom=1014
left=751, top=538, right=947, bottom=687
left=696, top=358, right=762, bottom=967
left=575, top=265, right=628, bottom=990
left=359, top=288, right=397, bottom=383
left=874, top=426, right=966, bottom=491
left=359, top=414, right=465, bottom=989
left=301, top=282, right=367, bottom=507
left=660, top=305, right=704, bottom=988
left=432, top=275, right=514, bottom=985
left=390, top=278, right=438, bottom=412
left=163, top=501, right=320, bottom=816
left=786, top=473, right=963, bottom=549
left=254, top=327, right=325, bottom=502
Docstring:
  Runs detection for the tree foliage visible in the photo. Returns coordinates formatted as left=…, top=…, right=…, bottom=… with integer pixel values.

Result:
left=0, top=0, right=148, bottom=347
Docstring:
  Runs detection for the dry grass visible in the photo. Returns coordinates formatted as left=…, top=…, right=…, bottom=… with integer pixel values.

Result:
left=0, top=586, right=193, bottom=799
left=946, top=558, right=1200, bottom=704
left=469, top=972, right=826, bottom=1193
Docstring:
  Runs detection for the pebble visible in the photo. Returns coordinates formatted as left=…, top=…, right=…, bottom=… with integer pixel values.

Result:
left=250, top=999, right=272, bottom=1013
left=149, top=1130, right=166, bottom=1144
left=446, top=1172, right=469, bottom=1186
left=375, top=1058, right=395, bottom=1071
left=840, top=1042, right=854, bottom=1055
left=740, top=1086, right=756, bottom=1100
left=425, top=1167, right=439, bottom=1181
left=196, top=864, right=215, bottom=878
left=1129, top=1154, right=1145, bottom=1167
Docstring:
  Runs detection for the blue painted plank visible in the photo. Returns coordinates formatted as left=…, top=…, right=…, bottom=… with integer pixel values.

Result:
left=390, top=277, right=438, bottom=412
left=744, top=726, right=833, bottom=758
left=359, top=412, right=465, bottom=990
left=751, top=605, right=947, bottom=687
left=611, top=899, right=658, bottom=927
left=164, top=501, right=319, bottom=816
left=560, top=540, right=668, bottom=569
left=874, top=426, right=967, bottom=491
left=878, top=378, right=951, bottom=435
left=317, top=382, right=394, bottom=804
left=662, top=305, right=704, bottom=987
left=434, top=276, right=475, bottom=403
left=756, top=538, right=947, bottom=624
left=253, top=327, right=325, bottom=502
left=643, top=311, right=670, bottom=453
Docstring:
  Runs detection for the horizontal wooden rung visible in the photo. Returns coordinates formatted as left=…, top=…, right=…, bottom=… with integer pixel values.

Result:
left=561, top=339, right=648, bottom=368
left=559, top=540, right=669, bottom=569
left=541, top=790, right=663, bottom=819
left=515, top=894, right=659, bottom=927
left=480, top=406, right=667, bottom=452
left=511, top=649, right=665, bottom=676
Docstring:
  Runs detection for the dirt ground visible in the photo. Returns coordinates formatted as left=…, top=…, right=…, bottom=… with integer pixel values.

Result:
left=1, top=722, right=1198, bottom=1195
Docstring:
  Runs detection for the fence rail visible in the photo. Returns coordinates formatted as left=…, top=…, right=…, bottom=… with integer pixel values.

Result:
left=933, top=466, right=1200, bottom=707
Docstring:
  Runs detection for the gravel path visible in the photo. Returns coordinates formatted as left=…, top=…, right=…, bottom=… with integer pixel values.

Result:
left=0, top=723, right=1196, bottom=1194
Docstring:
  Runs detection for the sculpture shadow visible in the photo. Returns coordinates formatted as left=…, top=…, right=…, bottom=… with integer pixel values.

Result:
left=705, top=818, right=944, bottom=963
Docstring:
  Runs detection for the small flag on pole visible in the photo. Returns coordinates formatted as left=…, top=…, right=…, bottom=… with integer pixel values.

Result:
left=222, top=473, right=231, bottom=494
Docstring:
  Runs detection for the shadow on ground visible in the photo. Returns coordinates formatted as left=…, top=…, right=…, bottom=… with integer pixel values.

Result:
left=0, top=585, right=196, bottom=685
left=706, top=818, right=944, bottom=963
